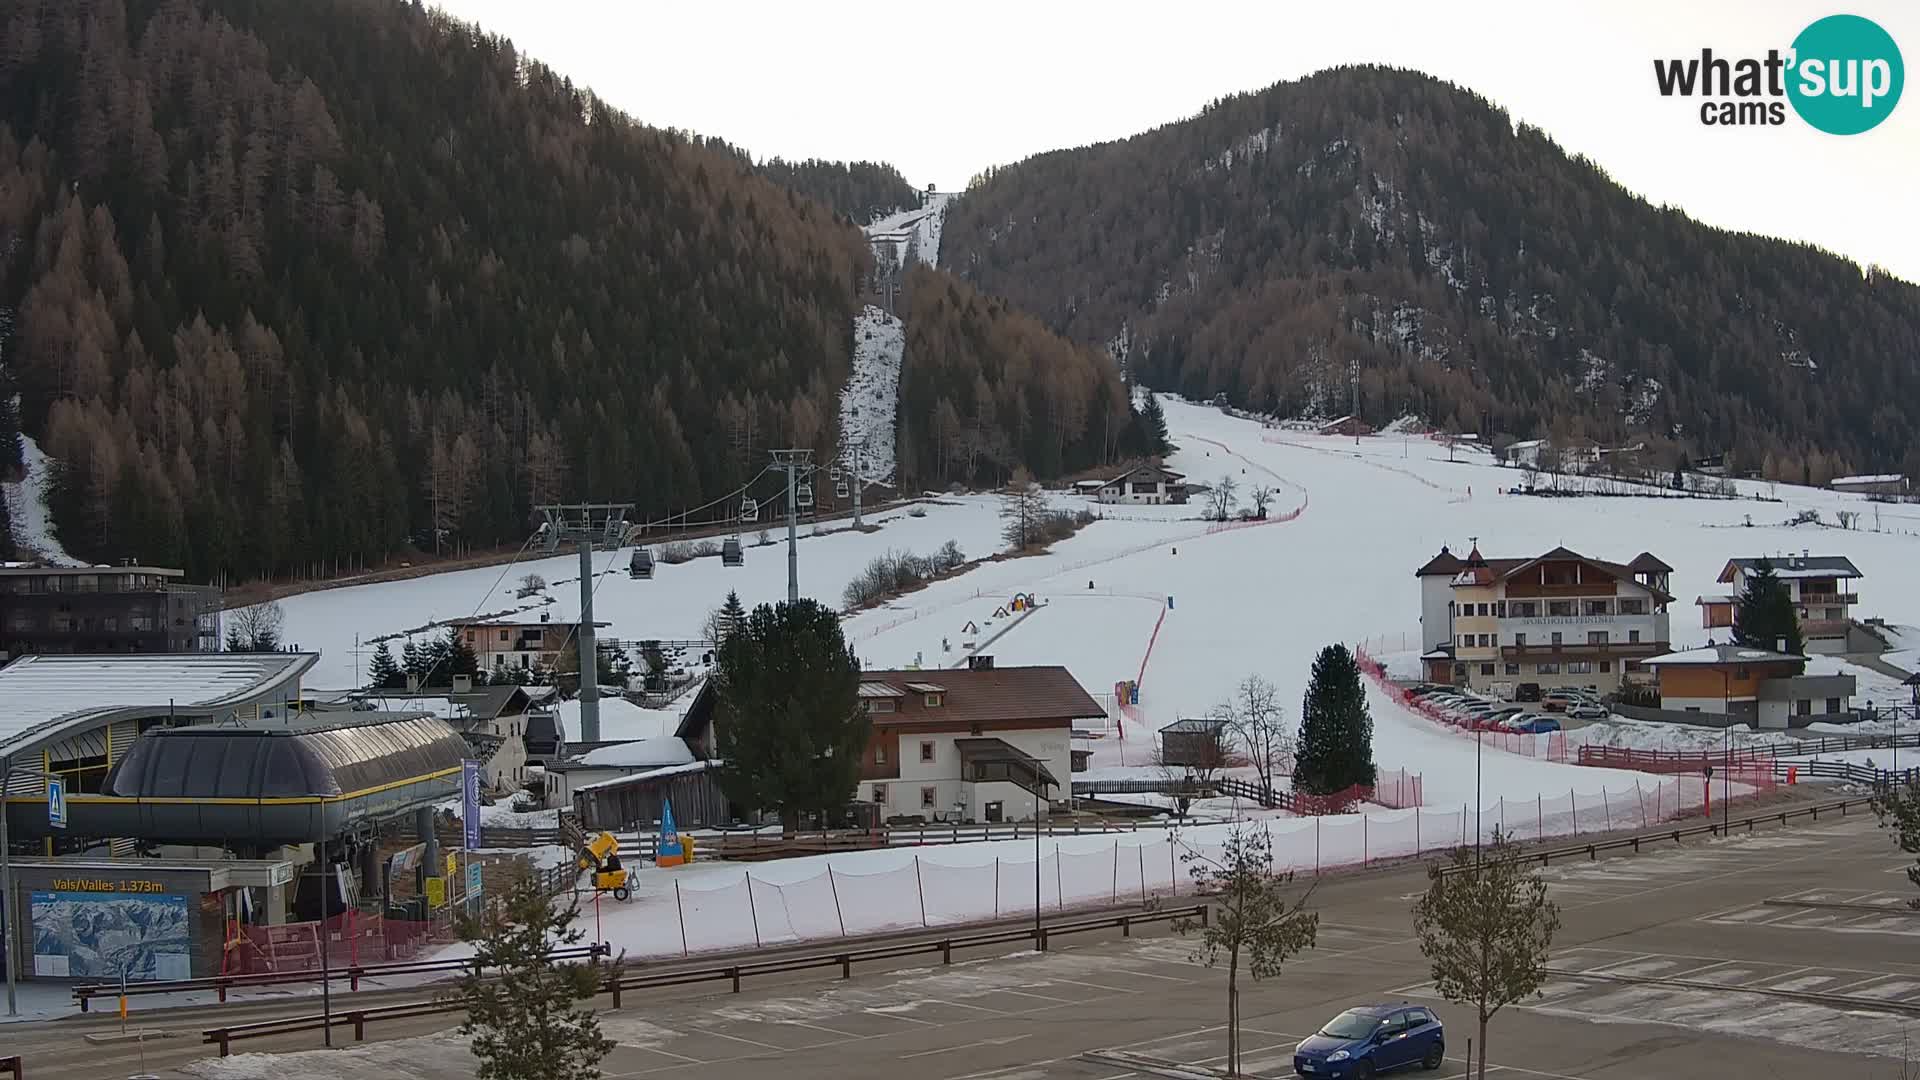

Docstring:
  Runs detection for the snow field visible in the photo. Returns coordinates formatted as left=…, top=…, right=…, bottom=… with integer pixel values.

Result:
left=280, top=495, right=1015, bottom=688
left=588, top=775, right=1696, bottom=961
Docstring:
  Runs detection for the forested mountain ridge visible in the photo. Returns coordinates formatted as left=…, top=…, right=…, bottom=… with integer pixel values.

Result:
left=942, top=66, right=1920, bottom=479
left=751, top=158, right=922, bottom=223
left=0, top=0, right=1123, bottom=582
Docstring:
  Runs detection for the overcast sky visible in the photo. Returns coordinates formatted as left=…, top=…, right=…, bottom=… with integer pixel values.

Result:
left=431, top=0, right=1918, bottom=283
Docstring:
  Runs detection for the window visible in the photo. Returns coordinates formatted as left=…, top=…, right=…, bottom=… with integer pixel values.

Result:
left=1504, top=663, right=1521, bottom=676
left=1625, top=660, right=1643, bottom=673
left=1481, top=663, right=1495, bottom=676
left=1599, top=661, right=1612, bottom=673
left=1512, top=601, right=1539, bottom=617
left=1515, top=632, right=1528, bottom=647
left=872, top=784, right=887, bottom=803
left=1618, top=598, right=1646, bottom=615
left=100, top=615, right=117, bottom=632
left=919, top=741, right=936, bottom=763
left=920, top=786, right=938, bottom=808
left=1628, top=630, right=1641, bottom=643
left=466, top=629, right=477, bottom=643
left=1536, top=662, right=1561, bottom=674
left=1826, top=697, right=1842, bottom=714
left=1584, top=600, right=1610, bottom=616
left=867, top=699, right=896, bottom=714
left=1826, top=607, right=1843, bottom=620
left=1796, top=699, right=1812, bottom=717
left=1495, top=602, right=1507, bottom=618
left=1477, top=634, right=1491, bottom=647
left=1549, top=600, right=1575, bottom=616
left=1567, top=661, right=1593, bottom=674
left=1477, top=603, right=1490, bottom=617
left=1460, top=634, right=1471, bottom=648
left=875, top=744, right=888, bottom=765
left=499, top=629, right=510, bottom=642
left=1588, top=630, right=1609, bottom=645
left=1407, top=1009, right=1433, bottom=1027
left=925, top=693, right=943, bottom=707
left=1551, top=632, right=1563, bottom=646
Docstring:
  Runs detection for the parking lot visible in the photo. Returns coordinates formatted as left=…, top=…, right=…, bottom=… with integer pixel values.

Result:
left=14, top=807, right=1920, bottom=1079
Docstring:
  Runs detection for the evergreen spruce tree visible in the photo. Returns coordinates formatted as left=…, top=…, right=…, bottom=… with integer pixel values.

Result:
left=718, top=590, right=746, bottom=642
left=445, top=625, right=480, bottom=681
left=401, top=637, right=426, bottom=682
left=713, top=598, right=868, bottom=834
left=1731, top=559, right=1804, bottom=658
left=1294, top=643, right=1376, bottom=796
left=367, top=641, right=403, bottom=689
left=455, top=868, right=615, bottom=1080
left=1139, top=393, right=1171, bottom=454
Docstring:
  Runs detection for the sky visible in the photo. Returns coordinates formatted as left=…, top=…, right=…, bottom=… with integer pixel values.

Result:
left=430, top=0, right=1919, bottom=283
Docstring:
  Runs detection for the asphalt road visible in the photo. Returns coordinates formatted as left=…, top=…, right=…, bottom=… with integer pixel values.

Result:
left=9, top=805, right=1919, bottom=1079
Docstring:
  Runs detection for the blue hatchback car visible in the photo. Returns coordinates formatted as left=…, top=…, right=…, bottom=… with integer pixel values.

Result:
left=1293, top=1004, right=1445, bottom=1078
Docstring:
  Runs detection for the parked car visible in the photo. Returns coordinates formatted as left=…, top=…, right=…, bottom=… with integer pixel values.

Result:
left=1566, top=702, right=1610, bottom=721
left=1294, top=1004, right=1446, bottom=1077
left=1514, top=682, right=1543, bottom=702
left=1511, top=715, right=1563, bottom=734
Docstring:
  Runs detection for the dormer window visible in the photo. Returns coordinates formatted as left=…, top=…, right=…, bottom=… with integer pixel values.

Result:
left=925, top=693, right=943, bottom=707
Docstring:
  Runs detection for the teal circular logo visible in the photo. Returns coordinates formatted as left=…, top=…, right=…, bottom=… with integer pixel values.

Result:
left=1787, top=14, right=1904, bottom=134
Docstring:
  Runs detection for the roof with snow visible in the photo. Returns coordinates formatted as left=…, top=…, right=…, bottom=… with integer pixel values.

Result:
left=1642, top=645, right=1806, bottom=667
left=1717, top=556, right=1862, bottom=583
left=1831, top=474, right=1906, bottom=486
left=1101, top=464, right=1186, bottom=486
left=446, top=616, right=610, bottom=629
left=1628, top=552, right=1674, bottom=574
left=0, top=652, right=319, bottom=759
left=568, top=735, right=696, bottom=770
left=576, top=758, right=715, bottom=794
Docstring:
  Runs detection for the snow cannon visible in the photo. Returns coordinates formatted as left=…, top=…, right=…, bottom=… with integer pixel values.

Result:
left=578, top=830, right=632, bottom=901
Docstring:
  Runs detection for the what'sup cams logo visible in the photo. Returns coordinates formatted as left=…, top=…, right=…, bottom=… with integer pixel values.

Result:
left=1654, top=14, right=1904, bottom=133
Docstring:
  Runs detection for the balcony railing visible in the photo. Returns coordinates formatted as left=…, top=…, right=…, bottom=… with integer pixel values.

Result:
left=1796, top=593, right=1857, bottom=606
left=1501, top=641, right=1667, bottom=659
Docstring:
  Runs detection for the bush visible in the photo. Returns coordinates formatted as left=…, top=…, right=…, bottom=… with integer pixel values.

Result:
left=841, top=542, right=965, bottom=609
left=690, top=540, right=721, bottom=559
left=658, top=541, right=696, bottom=565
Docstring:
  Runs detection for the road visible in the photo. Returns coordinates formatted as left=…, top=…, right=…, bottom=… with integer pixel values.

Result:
left=8, top=806, right=1918, bottom=1079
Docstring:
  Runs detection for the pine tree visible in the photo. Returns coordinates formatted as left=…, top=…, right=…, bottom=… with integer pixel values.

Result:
left=401, top=637, right=427, bottom=682
left=367, top=641, right=403, bottom=689
left=718, top=590, right=746, bottom=641
left=713, top=598, right=868, bottom=834
left=1731, top=559, right=1804, bottom=658
left=1139, top=394, right=1171, bottom=454
left=1294, top=643, right=1376, bottom=796
left=445, top=625, right=480, bottom=681
left=454, top=868, right=616, bottom=1080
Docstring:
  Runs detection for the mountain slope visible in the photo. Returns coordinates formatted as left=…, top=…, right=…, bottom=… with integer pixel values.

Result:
left=941, top=66, right=1920, bottom=479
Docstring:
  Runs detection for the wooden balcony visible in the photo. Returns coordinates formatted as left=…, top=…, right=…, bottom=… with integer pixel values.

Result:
left=1796, top=593, right=1858, bottom=607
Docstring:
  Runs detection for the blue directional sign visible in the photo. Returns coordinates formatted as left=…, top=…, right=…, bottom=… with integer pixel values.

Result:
left=46, top=776, right=66, bottom=829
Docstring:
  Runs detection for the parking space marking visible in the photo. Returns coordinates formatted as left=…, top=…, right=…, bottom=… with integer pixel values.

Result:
left=1043, top=976, right=1142, bottom=994
left=1113, top=968, right=1192, bottom=983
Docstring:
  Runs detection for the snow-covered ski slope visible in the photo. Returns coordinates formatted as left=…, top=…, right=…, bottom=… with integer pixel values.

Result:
left=864, top=191, right=951, bottom=269
left=845, top=396, right=1920, bottom=805
left=2, top=434, right=84, bottom=566
left=839, top=305, right=904, bottom=485
left=283, top=393, right=1920, bottom=807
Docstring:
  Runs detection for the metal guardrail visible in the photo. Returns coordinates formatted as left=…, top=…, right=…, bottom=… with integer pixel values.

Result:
left=201, top=905, right=1207, bottom=1056
left=1435, top=797, right=1872, bottom=877
left=72, top=944, right=608, bottom=1010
